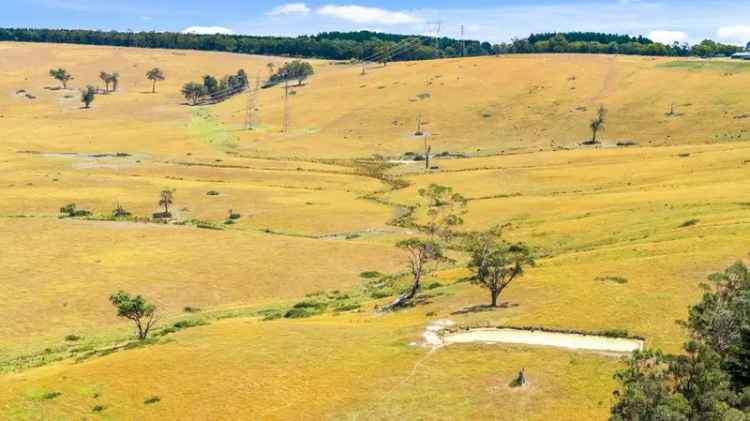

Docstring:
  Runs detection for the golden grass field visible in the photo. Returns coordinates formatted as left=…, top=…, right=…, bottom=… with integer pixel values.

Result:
left=1, top=41, right=750, bottom=419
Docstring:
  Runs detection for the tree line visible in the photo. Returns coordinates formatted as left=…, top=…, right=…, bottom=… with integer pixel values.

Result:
left=496, top=33, right=746, bottom=57
left=0, top=28, right=491, bottom=61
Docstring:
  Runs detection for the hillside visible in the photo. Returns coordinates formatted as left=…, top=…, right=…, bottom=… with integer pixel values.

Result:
left=1, top=41, right=750, bottom=420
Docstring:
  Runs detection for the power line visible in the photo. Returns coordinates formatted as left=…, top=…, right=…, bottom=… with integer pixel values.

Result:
left=282, top=76, right=290, bottom=133
left=245, top=73, right=260, bottom=130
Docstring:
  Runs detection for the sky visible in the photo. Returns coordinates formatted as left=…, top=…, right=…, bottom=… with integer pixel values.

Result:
left=3, top=0, right=750, bottom=46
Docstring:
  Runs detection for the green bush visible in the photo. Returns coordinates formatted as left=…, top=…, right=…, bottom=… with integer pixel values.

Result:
left=284, top=301, right=327, bottom=319
left=42, top=391, right=62, bottom=400
left=370, top=291, right=391, bottom=299
left=334, top=303, right=361, bottom=312
left=92, top=405, right=106, bottom=412
left=680, top=219, right=700, bottom=227
left=64, top=334, right=82, bottom=342
left=144, top=395, right=161, bottom=405
left=359, top=271, right=382, bottom=279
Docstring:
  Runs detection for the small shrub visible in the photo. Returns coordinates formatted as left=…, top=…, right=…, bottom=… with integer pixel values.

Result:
left=598, top=329, right=629, bottom=338
left=370, top=291, right=391, bottom=299
left=596, top=276, right=628, bottom=284
left=284, top=301, right=327, bottom=319
left=112, top=204, right=131, bottom=218
left=680, top=219, right=699, bottom=228
left=228, top=210, right=241, bottom=220
left=60, top=203, right=92, bottom=217
left=92, top=405, right=106, bottom=412
left=64, top=334, right=82, bottom=342
left=334, top=303, right=361, bottom=312
left=144, top=396, right=161, bottom=405
left=206, top=190, right=220, bottom=196
left=172, top=319, right=205, bottom=330
left=183, top=306, right=201, bottom=313
left=359, top=271, right=382, bottom=279
left=424, top=282, right=443, bottom=290
left=42, top=391, right=63, bottom=400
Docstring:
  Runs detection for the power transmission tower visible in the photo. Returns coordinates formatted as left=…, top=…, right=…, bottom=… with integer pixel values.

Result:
left=461, top=25, right=467, bottom=57
left=429, top=21, right=442, bottom=58
left=282, top=76, right=291, bottom=133
left=245, top=73, right=260, bottom=130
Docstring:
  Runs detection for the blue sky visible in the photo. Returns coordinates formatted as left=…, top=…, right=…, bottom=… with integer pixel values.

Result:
left=4, top=0, right=750, bottom=45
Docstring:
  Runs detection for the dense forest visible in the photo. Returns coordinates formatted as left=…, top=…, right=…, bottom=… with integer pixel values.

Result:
left=0, top=28, right=745, bottom=60
left=0, top=28, right=491, bottom=61
left=498, top=32, right=746, bottom=57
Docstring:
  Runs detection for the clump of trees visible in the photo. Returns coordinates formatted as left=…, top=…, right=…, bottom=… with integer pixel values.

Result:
left=610, top=261, right=750, bottom=419
left=264, top=60, right=314, bottom=88
left=146, top=67, right=165, bottom=93
left=80, top=85, right=96, bottom=108
left=49, top=68, right=73, bottom=89
left=182, top=69, right=247, bottom=105
left=109, top=291, right=157, bottom=340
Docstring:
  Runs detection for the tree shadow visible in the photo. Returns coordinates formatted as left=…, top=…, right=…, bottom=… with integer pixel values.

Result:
left=451, top=302, right=518, bottom=315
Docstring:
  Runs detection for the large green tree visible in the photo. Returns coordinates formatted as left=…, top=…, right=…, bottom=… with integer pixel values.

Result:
left=109, top=291, right=158, bottom=340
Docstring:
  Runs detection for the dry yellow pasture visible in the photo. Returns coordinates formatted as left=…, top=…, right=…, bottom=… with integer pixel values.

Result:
left=1, top=41, right=750, bottom=420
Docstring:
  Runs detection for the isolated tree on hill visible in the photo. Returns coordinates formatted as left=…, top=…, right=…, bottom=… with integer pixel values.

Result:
left=181, top=82, right=206, bottom=105
left=80, top=85, right=96, bottom=108
left=589, top=105, right=607, bottom=144
left=267, top=62, right=275, bottom=79
left=159, top=189, right=174, bottom=215
left=99, top=71, right=112, bottom=92
left=110, top=72, right=120, bottom=92
left=381, top=238, right=447, bottom=310
left=418, top=184, right=467, bottom=240
left=146, top=67, right=165, bottom=93
left=466, top=228, right=534, bottom=307
left=49, top=68, right=73, bottom=89
left=109, top=291, right=158, bottom=340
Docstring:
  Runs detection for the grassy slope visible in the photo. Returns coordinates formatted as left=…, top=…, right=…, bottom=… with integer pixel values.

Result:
left=1, top=42, right=750, bottom=419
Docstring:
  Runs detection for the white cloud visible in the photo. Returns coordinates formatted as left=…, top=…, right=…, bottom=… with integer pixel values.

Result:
left=317, top=5, right=422, bottom=25
left=717, top=25, right=750, bottom=43
left=182, top=26, right=234, bottom=35
left=648, top=30, right=689, bottom=44
left=267, top=3, right=311, bottom=16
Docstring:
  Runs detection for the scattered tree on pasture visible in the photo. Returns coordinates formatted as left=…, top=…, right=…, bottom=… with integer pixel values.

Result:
left=100, top=71, right=112, bottom=92
left=80, top=85, right=96, bottom=108
left=49, top=68, right=73, bottom=89
left=418, top=184, right=467, bottom=239
left=110, top=72, right=119, bottom=92
left=181, top=82, right=206, bottom=105
left=159, top=189, right=174, bottom=215
left=589, top=105, right=607, bottom=144
left=466, top=227, right=534, bottom=307
left=381, top=238, right=447, bottom=310
left=109, top=291, right=158, bottom=340
left=146, top=67, right=165, bottom=93
left=267, top=62, right=275, bottom=79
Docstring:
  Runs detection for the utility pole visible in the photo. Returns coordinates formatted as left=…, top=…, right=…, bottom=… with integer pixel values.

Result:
left=361, top=60, right=366, bottom=76
left=245, top=73, right=260, bottom=130
left=282, top=74, right=291, bottom=133
left=424, top=134, right=432, bottom=171
left=461, top=24, right=467, bottom=57
left=415, top=113, right=423, bottom=136
left=432, top=21, right=442, bottom=58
